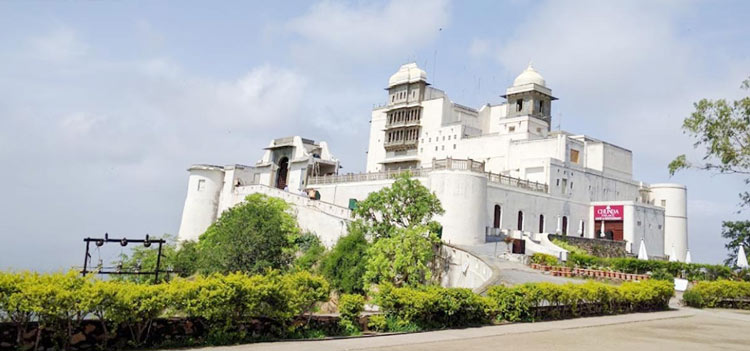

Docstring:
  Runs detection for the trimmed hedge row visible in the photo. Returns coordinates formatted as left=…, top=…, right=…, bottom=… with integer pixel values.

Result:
left=376, top=280, right=674, bottom=330
left=683, top=280, right=750, bottom=309
left=0, top=270, right=330, bottom=349
left=548, top=252, right=735, bottom=281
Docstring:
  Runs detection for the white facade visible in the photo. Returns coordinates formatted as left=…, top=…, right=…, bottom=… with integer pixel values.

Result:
left=176, top=136, right=343, bottom=244
left=177, top=63, right=690, bottom=261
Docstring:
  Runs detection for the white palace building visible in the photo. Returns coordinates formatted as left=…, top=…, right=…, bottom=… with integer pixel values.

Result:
left=177, top=63, right=690, bottom=263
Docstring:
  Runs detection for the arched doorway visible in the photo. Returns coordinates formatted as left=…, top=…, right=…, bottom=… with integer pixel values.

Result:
left=562, top=216, right=569, bottom=235
left=517, top=211, right=524, bottom=231
left=539, top=214, right=545, bottom=233
left=493, top=205, right=502, bottom=228
left=275, top=157, right=289, bottom=189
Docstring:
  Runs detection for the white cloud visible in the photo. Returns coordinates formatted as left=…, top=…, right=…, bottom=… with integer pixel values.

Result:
left=286, top=0, right=450, bottom=61
left=30, top=27, right=88, bottom=61
left=492, top=1, right=747, bottom=164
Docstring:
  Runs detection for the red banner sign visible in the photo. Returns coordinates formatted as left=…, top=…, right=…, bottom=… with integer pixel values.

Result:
left=594, top=205, right=624, bottom=220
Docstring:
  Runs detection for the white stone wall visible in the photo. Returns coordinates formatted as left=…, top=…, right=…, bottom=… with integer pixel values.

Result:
left=230, top=185, right=351, bottom=248
left=430, top=170, right=488, bottom=245
left=440, top=245, right=494, bottom=291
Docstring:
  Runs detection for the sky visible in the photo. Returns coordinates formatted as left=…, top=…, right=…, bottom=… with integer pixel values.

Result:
left=0, top=0, right=748, bottom=270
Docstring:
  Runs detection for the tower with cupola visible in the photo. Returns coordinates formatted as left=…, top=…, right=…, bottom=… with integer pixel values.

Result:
left=501, top=63, right=557, bottom=134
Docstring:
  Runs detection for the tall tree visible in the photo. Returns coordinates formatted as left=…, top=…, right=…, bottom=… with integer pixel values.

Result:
left=669, top=76, right=750, bottom=264
left=198, top=193, right=299, bottom=274
left=669, top=76, right=750, bottom=208
left=353, top=172, right=444, bottom=239
left=320, top=224, right=369, bottom=295
left=113, top=234, right=199, bottom=284
left=363, top=226, right=439, bottom=288
left=721, top=220, right=750, bottom=267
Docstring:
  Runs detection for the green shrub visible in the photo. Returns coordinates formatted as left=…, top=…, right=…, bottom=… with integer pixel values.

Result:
left=0, top=270, right=331, bottom=348
left=530, top=253, right=559, bottom=266
left=376, top=284, right=490, bottom=329
left=650, top=268, right=675, bottom=281
left=338, top=294, right=365, bottom=334
left=320, top=228, right=369, bottom=295
left=682, top=280, right=750, bottom=309
left=367, top=314, right=387, bottom=332
left=363, top=226, right=439, bottom=289
left=198, top=193, right=299, bottom=275
left=486, top=280, right=672, bottom=322
left=294, top=232, right=326, bottom=271
left=551, top=239, right=587, bottom=255
left=485, top=285, right=529, bottom=322
left=566, top=252, right=732, bottom=281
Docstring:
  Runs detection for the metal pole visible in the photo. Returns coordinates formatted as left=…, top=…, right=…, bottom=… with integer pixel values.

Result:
left=82, top=239, right=91, bottom=277
left=154, top=241, right=163, bottom=284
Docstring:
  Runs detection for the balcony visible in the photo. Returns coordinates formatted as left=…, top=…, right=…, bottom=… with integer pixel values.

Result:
left=385, top=119, right=420, bottom=129
left=384, top=138, right=418, bottom=151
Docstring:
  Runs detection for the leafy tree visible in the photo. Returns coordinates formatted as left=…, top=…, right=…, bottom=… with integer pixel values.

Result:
left=721, top=220, right=750, bottom=266
left=198, top=193, right=299, bottom=274
left=363, top=226, right=440, bottom=288
left=114, top=234, right=199, bottom=284
left=669, top=77, right=750, bottom=264
left=669, top=76, right=750, bottom=208
left=293, top=232, right=326, bottom=272
left=320, top=225, right=369, bottom=295
left=353, top=172, right=444, bottom=239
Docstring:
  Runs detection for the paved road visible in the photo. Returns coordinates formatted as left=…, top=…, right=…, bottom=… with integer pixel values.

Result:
left=458, top=243, right=583, bottom=287
left=175, top=308, right=750, bottom=351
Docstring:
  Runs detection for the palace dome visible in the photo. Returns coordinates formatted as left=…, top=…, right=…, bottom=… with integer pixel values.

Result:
left=513, top=63, right=546, bottom=87
left=388, top=63, right=427, bottom=87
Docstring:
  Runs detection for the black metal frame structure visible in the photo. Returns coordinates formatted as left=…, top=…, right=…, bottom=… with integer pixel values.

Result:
left=81, top=233, right=172, bottom=283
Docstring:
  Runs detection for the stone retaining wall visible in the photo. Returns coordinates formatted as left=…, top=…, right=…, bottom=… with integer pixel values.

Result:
left=549, top=234, right=628, bottom=258
left=0, top=315, right=342, bottom=351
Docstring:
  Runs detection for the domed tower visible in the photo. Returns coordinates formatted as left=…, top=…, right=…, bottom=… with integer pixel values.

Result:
left=177, top=164, right=225, bottom=242
left=502, top=63, right=557, bottom=131
left=381, top=63, right=428, bottom=169
left=650, top=183, right=688, bottom=261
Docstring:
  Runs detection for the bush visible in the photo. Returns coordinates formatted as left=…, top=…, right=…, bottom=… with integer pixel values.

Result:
left=293, top=232, right=326, bottom=271
left=0, top=270, right=331, bottom=348
left=566, top=252, right=732, bottom=281
left=682, top=280, right=750, bottom=309
left=376, top=280, right=672, bottom=330
left=551, top=239, right=587, bottom=255
left=320, top=227, right=369, bottom=295
left=650, top=268, right=675, bottom=281
left=485, top=285, right=530, bottom=322
left=198, top=193, right=299, bottom=274
left=488, top=280, right=672, bottom=322
left=338, top=294, right=365, bottom=334
left=530, top=253, right=559, bottom=266
left=376, top=284, right=490, bottom=330
left=364, top=227, right=439, bottom=289
left=367, top=314, right=387, bottom=332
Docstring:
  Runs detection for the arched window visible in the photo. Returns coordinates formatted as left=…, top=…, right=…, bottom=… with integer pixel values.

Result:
left=562, top=216, right=569, bottom=235
left=517, top=211, right=524, bottom=231
left=539, top=214, right=545, bottom=233
left=275, top=157, right=289, bottom=189
left=493, top=205, right=502, bottom=229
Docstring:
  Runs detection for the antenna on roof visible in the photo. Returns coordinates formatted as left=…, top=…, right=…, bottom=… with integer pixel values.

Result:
left=433, top=27, right=443, bottom=85
left=556, top=112, right=562, bottom=131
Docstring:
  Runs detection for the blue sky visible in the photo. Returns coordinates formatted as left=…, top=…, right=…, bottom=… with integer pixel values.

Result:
left=0, top=0, right=748, bottom=270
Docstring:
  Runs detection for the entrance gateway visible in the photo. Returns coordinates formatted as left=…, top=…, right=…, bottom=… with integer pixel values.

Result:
left=594, top=205, right=624, bottom=241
